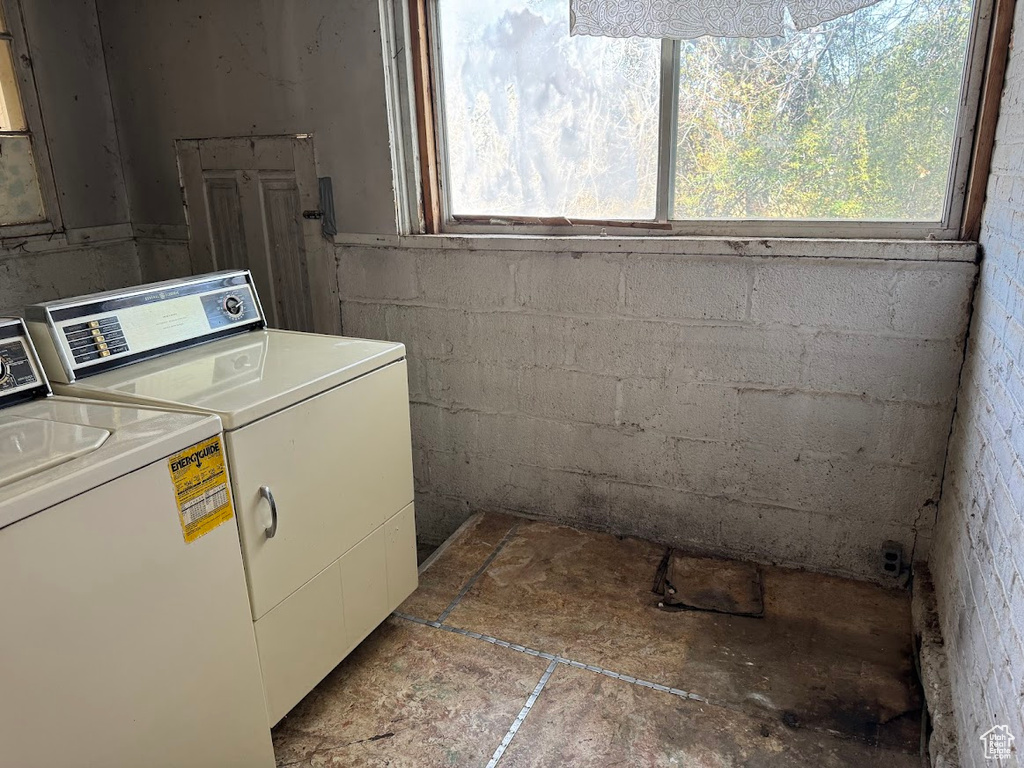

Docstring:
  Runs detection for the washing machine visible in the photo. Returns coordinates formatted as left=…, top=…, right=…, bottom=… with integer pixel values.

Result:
left=26, top=271, right=419, bottom=724
left=0, top=317, right=274, bottom=768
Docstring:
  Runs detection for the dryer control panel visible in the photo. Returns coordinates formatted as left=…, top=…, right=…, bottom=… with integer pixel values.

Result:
left=25, top=271, right=266, bottom=384
left=0, top=318, right=51, bottom=408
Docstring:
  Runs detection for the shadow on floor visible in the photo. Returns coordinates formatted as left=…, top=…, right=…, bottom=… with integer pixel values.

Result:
left=416, top=542, right=438, bottom=566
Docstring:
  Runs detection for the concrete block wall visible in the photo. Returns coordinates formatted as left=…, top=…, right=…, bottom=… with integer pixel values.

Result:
left=339, top=237, right=977, bottom=580
left=932, top=3, right=1024, bottom=763
left=0, top=239, right=140, bottom=315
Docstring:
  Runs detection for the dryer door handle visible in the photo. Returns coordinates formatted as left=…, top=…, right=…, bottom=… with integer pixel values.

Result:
left=259, top=485, right=278, bottom=539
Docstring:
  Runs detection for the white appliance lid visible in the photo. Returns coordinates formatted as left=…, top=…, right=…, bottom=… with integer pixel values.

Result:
left=60, top=329, right=406, bottom=431
left=0, top=415, right=110, bottom=488
left=0, top=397, right=222, bottom=529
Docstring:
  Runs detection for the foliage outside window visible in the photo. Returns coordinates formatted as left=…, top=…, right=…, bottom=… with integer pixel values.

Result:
left=433, top=0, right=976, bottom=230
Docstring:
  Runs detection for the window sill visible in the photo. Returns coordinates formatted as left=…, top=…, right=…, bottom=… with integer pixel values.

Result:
left=334, top=232, right=978, bottom=263
left=445, top=217, right=962, bottom=241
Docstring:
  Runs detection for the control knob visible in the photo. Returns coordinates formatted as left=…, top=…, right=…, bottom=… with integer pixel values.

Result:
left=223, top=294, right=245, bottom=318
left=0, top=357, right=8, bottom=385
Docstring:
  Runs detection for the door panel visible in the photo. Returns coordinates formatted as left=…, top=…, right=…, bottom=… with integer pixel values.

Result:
left=205, top=177, right=249, bottom=271
left=338, top=526, right=389, bottom=652
left=176, top=135, right=340, bottom=335
left=200, top=137, right=295, bottom=170
left=385, top=502, right=419, bottom=609
left=227, top=360, right=414, bottom=620
left=254, top=504, right=418, bottom=725
left=253, top=559, right=347, bottom=725
left=262, top=179, right=314, bottom=332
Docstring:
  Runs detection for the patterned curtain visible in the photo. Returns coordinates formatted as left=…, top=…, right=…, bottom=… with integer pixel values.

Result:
left=569, top=0, right=883, bottom=38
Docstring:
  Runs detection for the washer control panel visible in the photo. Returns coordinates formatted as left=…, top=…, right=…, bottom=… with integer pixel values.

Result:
left=0, top=318, right=50, bottom=407
left=25, top=270, right=265, bottom=383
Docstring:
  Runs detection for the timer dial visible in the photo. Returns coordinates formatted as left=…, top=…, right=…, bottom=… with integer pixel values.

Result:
left=223, top=294, right=245, bottom=318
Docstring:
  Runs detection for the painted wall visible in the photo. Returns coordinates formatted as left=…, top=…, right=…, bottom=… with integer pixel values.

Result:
left=932, top=2, right=1024, bottom=763
left=0, top=0, right=138, bottom=314
left=96, top=0, right=397, bottom=236
left=19, top=0, right=129, bottom=229
left=338, top=236, right=977, bottom=581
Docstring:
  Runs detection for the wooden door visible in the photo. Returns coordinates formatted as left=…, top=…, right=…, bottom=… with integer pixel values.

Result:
left=176, top=136, right=340, bottom=334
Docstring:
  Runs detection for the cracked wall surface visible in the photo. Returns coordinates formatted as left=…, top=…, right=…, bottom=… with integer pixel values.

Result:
left=932, top=2, right=1024, bottom=763
left=338, top=238, right=977, bottom=581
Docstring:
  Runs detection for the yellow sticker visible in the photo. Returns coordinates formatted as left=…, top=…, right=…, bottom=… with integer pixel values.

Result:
left=167, top=435, right=234, bottom=543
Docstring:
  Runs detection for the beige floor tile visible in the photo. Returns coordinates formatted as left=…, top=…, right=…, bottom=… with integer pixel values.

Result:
left=272, top=617, right=547, bottom=767
left=499, top=665, right=921, bottom=768
left=273, top=513, right=923, bottom=766
left=399, top=512, right=519, bottom=621
left=445, top=518, right=920, bottom=748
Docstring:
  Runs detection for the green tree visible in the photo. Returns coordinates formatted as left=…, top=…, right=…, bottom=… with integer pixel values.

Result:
left=673, top=0, right=973, bottom=221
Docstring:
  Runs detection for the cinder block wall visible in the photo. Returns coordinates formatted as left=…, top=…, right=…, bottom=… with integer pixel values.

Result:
left=0, top=240, right=140, bottom=315
left=339, top=238, right=976, bottom=580
left=932, top=4, right=1024, bottom=762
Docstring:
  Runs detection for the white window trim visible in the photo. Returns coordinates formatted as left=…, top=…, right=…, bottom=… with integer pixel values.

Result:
left=388, top=0, right=995, bottom=241
left=0, top=0, right=63, bottom=238
left=380, top=0, right=423, bottom=235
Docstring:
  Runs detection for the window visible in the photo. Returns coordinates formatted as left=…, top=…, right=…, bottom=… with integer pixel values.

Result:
left=0, top=0, right=57, bottom=233
left=419, top=0, right=990, bottom=237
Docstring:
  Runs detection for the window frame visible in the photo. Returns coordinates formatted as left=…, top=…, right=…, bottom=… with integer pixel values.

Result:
left=410, top=0, right=999, bottom=240
left=0, top=0, right=62, bottom=238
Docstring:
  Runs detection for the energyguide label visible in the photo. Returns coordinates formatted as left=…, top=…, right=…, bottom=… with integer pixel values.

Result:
left=168, top=436, right=234, bottom=544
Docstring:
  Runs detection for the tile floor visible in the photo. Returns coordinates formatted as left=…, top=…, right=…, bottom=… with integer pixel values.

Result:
left=273, top=513, right=923, bottom=767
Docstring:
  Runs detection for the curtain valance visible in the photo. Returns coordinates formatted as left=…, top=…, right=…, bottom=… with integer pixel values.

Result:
left=569, top=0, right=882, bottom=39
